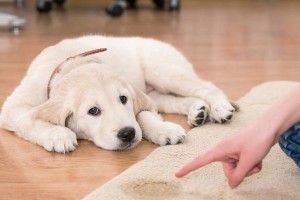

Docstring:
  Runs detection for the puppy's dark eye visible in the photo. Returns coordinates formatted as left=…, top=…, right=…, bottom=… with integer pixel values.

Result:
left=88, top=107, right=101, bottom=116
left=120, top=95, right=127, bottom=104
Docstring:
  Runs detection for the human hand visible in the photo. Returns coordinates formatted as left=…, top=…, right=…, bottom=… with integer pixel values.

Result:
left=175, top=124, right=276, bottom=188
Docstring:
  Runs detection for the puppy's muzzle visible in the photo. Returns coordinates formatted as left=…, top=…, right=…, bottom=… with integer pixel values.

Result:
left=117, top=126, right=136, bottom=143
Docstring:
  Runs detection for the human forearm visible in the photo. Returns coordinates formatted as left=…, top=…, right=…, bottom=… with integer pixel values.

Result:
left=253, top=85, right=300, bottom=144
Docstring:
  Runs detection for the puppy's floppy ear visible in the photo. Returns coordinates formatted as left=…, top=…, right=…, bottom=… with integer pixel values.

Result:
left=31, top=97, right=73, bottom=126
left=129, top=85, right=157, bottom=115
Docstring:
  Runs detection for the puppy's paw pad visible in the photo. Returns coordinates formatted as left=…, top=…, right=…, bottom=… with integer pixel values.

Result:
left=209, top=100, right=236, bottom=124
left=188, top=101, right=209, bottom=127
left=41, top=127, right=78, bottom=153
left=157, top=122, right=186, bottom=146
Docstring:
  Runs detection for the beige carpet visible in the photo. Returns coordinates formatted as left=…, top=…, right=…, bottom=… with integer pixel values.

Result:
left=84, top=81, right=300, bottom=200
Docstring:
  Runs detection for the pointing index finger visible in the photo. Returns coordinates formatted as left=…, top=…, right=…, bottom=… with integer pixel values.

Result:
left=175, top=149, right=224, bottom=177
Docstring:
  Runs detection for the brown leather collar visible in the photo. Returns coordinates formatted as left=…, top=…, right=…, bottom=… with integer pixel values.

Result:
left=47, top=48, right=107, bottom=98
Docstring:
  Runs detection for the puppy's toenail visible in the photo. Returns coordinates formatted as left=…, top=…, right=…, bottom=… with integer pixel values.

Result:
left=226, top=115, right=232, bottom=120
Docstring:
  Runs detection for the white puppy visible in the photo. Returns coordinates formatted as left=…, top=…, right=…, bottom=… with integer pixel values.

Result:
left=0, top=35, right=238, bottom=153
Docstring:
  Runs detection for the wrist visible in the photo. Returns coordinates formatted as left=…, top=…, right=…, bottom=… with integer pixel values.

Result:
left=258, top=87, right=300, bottom=144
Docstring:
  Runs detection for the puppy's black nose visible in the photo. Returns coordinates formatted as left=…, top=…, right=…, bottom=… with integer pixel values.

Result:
left=117, top=127, right=136, bottom=142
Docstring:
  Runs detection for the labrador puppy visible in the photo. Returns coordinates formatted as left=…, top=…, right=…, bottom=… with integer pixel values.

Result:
left=0, top=35, right=238, bottom=153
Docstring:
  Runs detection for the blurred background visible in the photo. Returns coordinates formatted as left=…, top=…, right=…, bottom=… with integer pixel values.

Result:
left=1, top=0, right=300, bottom=101
left=0, top=0, right=300, bottom=199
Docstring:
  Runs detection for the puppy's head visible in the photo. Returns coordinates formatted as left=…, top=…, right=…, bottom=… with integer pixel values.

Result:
left=32, top=64, right=156, bottom=150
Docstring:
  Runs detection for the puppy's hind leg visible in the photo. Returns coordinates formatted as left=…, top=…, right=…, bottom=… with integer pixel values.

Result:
left=148, top=90, right=209, bottom=127
left=145, top=70, right=238, bottom=124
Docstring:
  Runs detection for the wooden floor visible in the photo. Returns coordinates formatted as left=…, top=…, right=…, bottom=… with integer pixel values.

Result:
left=0, top=0, right=300, bottom=199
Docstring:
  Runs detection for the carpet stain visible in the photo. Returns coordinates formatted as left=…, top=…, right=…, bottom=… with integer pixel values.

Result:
left=124, top=179, right=180, bottom=199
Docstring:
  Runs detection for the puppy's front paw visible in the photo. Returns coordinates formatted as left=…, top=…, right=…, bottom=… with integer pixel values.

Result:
left=40, top=127, right=78, bottom=153
left=209, top=100, right=236, bottom=124
left=155, top=122, right=186, bottom=146
left=188, top=101, right=209, bottom=127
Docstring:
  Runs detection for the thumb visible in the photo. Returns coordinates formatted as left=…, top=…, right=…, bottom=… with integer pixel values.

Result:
left=227, top=157, right=255, bottom=189
left=228, top=171, right=246, bottom=189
